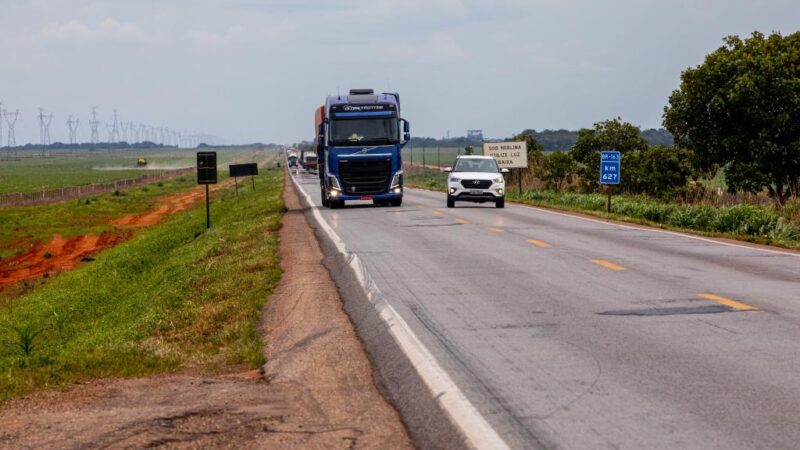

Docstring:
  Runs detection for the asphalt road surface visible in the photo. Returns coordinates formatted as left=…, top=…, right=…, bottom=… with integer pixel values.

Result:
left=293, top=169, right=800, bottom=449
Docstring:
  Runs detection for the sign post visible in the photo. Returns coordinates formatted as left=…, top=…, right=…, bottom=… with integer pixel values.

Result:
left=483, top=141, right=528, bottom=193
left=229, top=163, right=259, bottom=195
left=197, top=151, right=218, bottom=228
left=599, top=150, right=621, bottom=213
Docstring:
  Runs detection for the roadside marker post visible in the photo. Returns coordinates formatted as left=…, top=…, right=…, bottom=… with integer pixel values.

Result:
left=197, top=151, right=218, bottom=229
left=600, top=150, right=621, bottom=213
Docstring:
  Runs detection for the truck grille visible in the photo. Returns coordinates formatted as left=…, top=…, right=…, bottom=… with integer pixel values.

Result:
left=339, top=158, right=392, bottom=195
left=460, top=179, right=492, bottom=189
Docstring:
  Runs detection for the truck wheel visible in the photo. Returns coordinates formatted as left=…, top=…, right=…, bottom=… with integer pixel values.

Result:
left=321, top=188, right=328, bottom=207
left=496, top=198, right=505, bottom=208
left=447, top=196, right=455, bottom=208
left=390, top=198, right=402, bottom=207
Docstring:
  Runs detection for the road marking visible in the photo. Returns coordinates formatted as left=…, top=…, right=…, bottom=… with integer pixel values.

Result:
left=455, top=218, right=467, bottom=225
left=432, top=210, right=443, bottom=217
left=527, top=239, right=552, bottom=248
left=700, top=293, right=759, bottom=311
left=592, top=259, right=625, bottom=271
left=487, top=227, right=504, bottom=233
left=290, top=174, right=511, bottom=450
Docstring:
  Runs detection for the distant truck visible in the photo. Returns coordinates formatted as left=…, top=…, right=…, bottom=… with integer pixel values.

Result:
left=136, top=158, right=147, bottom=167
left=315, top=89, right=410, bottom=208
left=302, top=153, right=318, bottom=171
left=287, top=154, right=298, bottom=167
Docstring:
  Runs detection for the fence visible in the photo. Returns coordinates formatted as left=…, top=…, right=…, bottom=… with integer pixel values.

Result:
left=0, top=167, right=195, bottom=207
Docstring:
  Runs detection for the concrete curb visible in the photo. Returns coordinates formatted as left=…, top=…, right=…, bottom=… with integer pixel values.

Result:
left=288, top=174, right=510, bottom=450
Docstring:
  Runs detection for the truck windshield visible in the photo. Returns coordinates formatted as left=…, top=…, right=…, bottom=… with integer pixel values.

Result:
left=330, top=118, right=398, bottom=146
left=453, top=159, right=499, bottom=173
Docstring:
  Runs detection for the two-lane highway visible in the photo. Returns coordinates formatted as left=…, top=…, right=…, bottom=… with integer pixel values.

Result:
left=293, top=169, right=800, bottom=449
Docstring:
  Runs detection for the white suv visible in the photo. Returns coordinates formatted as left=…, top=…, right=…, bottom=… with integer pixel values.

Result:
left=444, top=155, right=509, bottom=208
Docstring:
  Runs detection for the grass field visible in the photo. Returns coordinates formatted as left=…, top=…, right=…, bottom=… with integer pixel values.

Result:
left=402, top=146, right=467, bottom=167
left=405, top=169, right=800, bottom=249
left=0, top=169, right=284, bottom=402
left=0, top=147, right=271, bottom=193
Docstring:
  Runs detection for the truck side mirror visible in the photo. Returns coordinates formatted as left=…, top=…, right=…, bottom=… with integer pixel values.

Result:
left=404, top=132, right=411, bottom=142
left=403, top=120, right=410, bottom=133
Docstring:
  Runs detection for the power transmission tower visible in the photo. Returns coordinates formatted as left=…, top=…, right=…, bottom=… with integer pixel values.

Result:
left=0, top=101, right=4, bottom=152
left=67, top=115, right=80, bottom=145
left=108, top=109, right=120, bottom=143
left=4, top=109, right=19, bottom=160
left=39, top=108, right=54, bottom=157
left=90, top=107, right=100, bottom=144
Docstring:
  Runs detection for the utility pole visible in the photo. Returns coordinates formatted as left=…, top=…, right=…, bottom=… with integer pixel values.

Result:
left=90, top=107, right=100, bottom=144
left=67, top=115, right=80, bottom=145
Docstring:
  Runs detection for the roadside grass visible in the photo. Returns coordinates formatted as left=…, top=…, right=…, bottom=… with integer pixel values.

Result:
left=0, top=169, right=284, bottom=402
left=405, top=169, right=800, bottom=249
left=0, top=147, right=268, bottom=194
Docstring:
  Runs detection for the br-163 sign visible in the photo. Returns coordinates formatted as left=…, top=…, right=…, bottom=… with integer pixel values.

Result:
left=600, top=151, right=621, bottom=185
left=483, top=142, right=528, bottom=169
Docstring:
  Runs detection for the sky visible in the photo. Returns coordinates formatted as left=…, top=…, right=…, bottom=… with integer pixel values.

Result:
left=0, top=0, right=798, bottom=145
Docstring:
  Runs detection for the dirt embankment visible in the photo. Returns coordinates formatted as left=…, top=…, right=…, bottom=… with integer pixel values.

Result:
left=0, top=173, right=413, bottom=449
left=0, top=180, right=235, bottom=291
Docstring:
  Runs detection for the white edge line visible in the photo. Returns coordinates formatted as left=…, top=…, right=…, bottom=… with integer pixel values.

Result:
left=291, top=175, right=511, bottom=450
left=406, top=186, right=800, bottom=258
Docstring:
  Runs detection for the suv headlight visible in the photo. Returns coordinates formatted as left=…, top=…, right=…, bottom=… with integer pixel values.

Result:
left=450, top=176, right=461, bottom=183
left=391, top=171, right=403, bottom=188
left=328, top=175, right=341, bottom=190
left=493, top=176, right=504, bottom=184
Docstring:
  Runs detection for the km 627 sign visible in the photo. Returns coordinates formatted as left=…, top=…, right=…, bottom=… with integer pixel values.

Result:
left=600, top=151, right=621, bottom=185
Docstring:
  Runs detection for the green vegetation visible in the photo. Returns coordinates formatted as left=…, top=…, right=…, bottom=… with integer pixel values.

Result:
left=0, top=147, right=267, bottom=193
left=0, top=169, right=284, bottom=401
left=405, top=169, right=800, bottom=248
left=664, top=31, right=800, bottom=204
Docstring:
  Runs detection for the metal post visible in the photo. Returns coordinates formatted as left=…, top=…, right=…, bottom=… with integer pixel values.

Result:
left=607, top=188, right=612, bottom=213
left=205, top=184, right=211, bottom=229
left=251, top=175, right=255, bottom=190
left=437, top=146, right=441, bottom=168
left=518, top=169, right=523, bottom=194
left=234, top=176, right=238, bottom=195
left=422, top=145, right=426, bottom=168
left=410, top=140, right=413, bottom=168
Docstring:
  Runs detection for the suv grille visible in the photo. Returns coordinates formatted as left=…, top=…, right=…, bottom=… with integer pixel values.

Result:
left=339, top=158, right=392, bottom=195
left=461, top=179, right=492, bottom=189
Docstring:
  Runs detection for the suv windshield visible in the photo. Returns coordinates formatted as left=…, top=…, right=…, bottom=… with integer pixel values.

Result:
left=453, top=158, right=499, bottom=173
left=330, top=118, right=398, bottom=146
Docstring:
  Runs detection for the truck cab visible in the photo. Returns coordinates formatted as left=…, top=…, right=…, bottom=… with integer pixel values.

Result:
left=316, top=89, right=410, bottom=208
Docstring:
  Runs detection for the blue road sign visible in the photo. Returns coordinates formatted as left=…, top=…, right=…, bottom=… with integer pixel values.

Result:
left=600, top=151, right=621, bottom=185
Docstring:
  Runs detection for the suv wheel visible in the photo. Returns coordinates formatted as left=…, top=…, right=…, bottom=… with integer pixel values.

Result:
left=447, top=196, right=455, bottom=208
left=496, top=198, right=505, bottom=208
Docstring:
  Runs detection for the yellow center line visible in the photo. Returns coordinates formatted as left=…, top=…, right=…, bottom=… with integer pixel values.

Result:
left=591, top=259, right=625, bottom=271
left=487, top=227, right=504, bottom=233
left=455, top=218, right=467, bottom=225
left=700, top=293, right=759, bottom=311
left=527, top=239, right=552, bottom=248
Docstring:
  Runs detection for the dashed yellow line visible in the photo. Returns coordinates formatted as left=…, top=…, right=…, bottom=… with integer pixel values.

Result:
left=487, top=227, right=504, bottom=233
left=455, top=218, right=467, bottom=225
left=591, top=259, right=625, bottom=271
left=432, top=210, right=443, bottom=217
left=700, top=293, right=759, bottom=311
left=527, top=239, right=551, bottom=248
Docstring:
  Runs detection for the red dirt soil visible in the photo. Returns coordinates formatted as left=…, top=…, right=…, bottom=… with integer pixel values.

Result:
left=0, top=181, right=233, bottom=290
left=0, top=233, right=122, bottom=288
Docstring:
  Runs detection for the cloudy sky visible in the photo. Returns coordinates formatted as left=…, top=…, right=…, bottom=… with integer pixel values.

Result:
left=1, top=0, right=798, bottom=145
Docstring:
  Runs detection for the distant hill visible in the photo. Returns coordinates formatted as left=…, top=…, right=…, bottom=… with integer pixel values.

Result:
left=411, top=128, right=674, bottom=151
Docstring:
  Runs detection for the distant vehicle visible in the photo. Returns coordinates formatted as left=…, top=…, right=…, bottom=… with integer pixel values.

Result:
left=137, top=158, right=147, bottom=167
left=315, top=88, right=410, bottom=209
left=444, top=155, right=509, bottom=208
left=302, top=153, right=318, bottom=171
left=288, top=154, right=298, bottom=167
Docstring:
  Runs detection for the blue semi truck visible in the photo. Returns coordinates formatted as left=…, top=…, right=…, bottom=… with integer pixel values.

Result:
left=315, top=89, right=410, bottom=208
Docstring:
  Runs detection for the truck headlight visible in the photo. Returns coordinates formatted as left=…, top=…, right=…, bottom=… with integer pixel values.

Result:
left=328, top=175, right=342, bottom=190
left=391, top=171, right=403, bottom=188
left=493, top=176, right=504, bottom=184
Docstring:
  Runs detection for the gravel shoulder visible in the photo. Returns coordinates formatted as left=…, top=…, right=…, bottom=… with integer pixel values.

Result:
left=0, top=173, right=412, bottom=450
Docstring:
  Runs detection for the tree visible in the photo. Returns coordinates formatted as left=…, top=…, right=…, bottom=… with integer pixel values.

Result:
left=464, top=145, right=474, bottom=155
left=570, top=118, right=650, bottom=192
left=537, top=151, right=577, bottom=192
left=664, top=31, right=800, bottom=204
left=625, top=146, right=700, bottom=199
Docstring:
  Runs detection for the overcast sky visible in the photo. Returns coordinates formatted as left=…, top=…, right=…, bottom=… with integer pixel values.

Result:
left=1, top=0, right=798, bottom=145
